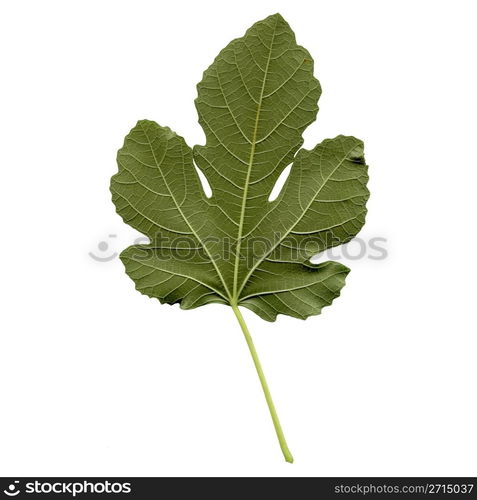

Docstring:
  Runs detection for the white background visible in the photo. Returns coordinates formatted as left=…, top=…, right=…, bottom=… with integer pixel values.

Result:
left=1, top=0, right=476, bottom=477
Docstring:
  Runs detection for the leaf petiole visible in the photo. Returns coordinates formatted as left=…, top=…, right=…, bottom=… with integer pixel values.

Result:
left=231, top=304, right=294, bottom=463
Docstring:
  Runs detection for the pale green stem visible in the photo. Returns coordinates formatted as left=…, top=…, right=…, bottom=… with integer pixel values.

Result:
left=231, top=304, right=294, bottom=463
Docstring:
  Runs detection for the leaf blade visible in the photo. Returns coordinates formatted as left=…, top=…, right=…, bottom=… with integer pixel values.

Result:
left=239, top=260, right=349, bottom=321
left=111, top=15, right=369, bottom=321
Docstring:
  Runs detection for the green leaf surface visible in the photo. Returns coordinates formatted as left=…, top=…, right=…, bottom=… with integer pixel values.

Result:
left=111, top=14, right=369, bottom=321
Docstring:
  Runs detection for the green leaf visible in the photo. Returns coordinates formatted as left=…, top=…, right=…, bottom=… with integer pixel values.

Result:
left=110, top=13, right=369, bottom=463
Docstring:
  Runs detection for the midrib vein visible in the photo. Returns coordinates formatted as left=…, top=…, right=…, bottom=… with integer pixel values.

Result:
left=232, top=20, right=277, bottom=301
left=141, top=123, right=232, bottom=299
